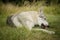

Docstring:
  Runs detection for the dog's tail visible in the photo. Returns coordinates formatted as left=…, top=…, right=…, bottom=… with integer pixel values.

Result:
left=6, top=15, right=14, bottom=26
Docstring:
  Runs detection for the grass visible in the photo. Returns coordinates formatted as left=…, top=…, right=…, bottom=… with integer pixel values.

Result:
left=0, top=3, right=60, bottom=40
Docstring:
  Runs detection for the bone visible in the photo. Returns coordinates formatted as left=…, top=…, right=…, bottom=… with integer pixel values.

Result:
left=32, top=29, right=55, bottom=34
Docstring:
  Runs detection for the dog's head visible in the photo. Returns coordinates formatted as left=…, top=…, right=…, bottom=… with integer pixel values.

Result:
left=41, top=18, right=49, bottom=29
left=38, top=17, right=49, bottom=29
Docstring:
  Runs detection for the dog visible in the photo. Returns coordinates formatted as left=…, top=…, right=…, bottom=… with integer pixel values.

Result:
left=6, top=11, right=49, bottom=30
left=6, top=7, right=55, bottom=34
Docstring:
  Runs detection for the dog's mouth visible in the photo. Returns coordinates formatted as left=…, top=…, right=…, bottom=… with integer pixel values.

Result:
left=41, top=23, right=49, bottom=29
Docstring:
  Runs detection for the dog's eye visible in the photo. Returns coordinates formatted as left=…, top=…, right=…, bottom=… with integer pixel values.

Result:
left=42, top=17, right=46, bottom=20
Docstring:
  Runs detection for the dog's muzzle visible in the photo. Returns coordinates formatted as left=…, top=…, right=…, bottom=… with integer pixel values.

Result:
left=41, top=23, right=49, bottom=29
left=41, top=18, right=49, bottom=29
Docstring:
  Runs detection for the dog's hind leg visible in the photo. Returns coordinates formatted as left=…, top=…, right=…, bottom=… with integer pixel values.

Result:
left=11, top=16, right=23, bottom=27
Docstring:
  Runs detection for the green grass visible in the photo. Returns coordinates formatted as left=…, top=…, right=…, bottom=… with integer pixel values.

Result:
left=0, top=3, right=60, bottom=40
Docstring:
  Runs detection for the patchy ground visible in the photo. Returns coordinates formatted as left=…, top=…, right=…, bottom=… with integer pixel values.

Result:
left=0, top=4, right=60, bottom=40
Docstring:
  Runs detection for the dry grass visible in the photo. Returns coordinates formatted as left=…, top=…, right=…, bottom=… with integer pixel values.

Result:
left=0, top=3, right=60, bottom=40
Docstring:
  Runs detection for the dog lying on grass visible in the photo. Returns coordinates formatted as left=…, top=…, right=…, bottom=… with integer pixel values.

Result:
left=7, top=11, right=49, bottom=30
left=6, top=7, right=55, bottom=34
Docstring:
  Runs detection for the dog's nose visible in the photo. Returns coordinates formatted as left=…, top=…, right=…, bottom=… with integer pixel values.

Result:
left=47, top=25, right=50, bottom=28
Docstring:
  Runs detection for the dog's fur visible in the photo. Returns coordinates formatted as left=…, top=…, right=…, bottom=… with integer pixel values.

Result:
left=7, top=11, right=49, bottom=30
left=6, top=7, right=55, bottom=34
